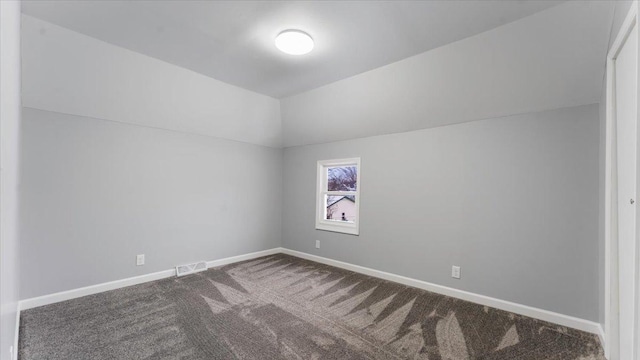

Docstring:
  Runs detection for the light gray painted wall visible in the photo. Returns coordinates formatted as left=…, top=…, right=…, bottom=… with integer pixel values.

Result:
left=282, top=104, right=600, bottom=321
left=280, top=1, right=613, bottom=147
left=19, top=13, right=285, bottom=300
left=599, top=99, right=606, bottom=328
left=19, top=108, right=283, bottom=299
left=0, top=2, right=21, bottom=359
left=21, top=15, right=282, bottom=148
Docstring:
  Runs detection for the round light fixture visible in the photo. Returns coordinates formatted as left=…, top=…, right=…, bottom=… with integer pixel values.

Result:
left=275, top=30, right=314, bottom=55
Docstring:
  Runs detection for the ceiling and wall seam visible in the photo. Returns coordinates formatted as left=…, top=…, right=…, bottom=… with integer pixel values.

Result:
left=281, top=102, right=602, bottom=149
left=20, top=106, right=284, bottom=150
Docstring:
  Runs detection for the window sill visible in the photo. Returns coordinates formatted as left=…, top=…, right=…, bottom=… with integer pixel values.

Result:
left=316, top=222, right=359, bottom=235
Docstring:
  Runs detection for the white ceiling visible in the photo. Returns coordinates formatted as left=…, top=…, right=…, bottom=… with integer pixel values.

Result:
left=22, top=0, right=564, bottom=98
left=281, top=0, right=614, bottom=147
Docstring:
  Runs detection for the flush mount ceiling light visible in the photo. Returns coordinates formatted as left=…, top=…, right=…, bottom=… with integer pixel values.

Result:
left=275, top=30, right=314, bottom=55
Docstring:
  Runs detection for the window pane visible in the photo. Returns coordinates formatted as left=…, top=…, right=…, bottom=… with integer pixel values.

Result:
left=327, top=166, right=357, bottom=191
left=325, top=195, right=356, bottom=223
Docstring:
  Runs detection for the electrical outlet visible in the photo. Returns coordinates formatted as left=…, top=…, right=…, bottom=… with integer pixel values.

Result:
left=136, top=254, right=145, bottom=266
left=315, top=240, right=320, bottom=249
left=451, top=266, right=461, bottom=279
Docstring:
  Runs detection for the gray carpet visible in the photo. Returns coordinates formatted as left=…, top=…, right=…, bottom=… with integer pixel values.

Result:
left=19, top=254, right=604, bottom=359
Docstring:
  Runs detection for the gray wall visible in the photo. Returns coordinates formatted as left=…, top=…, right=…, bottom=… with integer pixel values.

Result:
left=19, top=14, right=285, bottom=300
left=282, top=104, right=600, bottom=321
left=599, top=100, right=606, bottom=328
left=19, top=108, right=283, bottom=299
left=1, top=2, right=21, bottom=359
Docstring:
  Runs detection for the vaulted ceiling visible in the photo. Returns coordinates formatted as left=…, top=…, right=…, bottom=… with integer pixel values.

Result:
left=23, top=1, right=563, bottom=98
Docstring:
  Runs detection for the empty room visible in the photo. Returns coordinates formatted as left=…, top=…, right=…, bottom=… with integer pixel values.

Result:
left=1, top=1, right=640, bottom=359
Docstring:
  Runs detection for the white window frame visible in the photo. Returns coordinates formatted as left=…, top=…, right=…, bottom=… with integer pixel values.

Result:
left=315, top=157, right=361, bottom=235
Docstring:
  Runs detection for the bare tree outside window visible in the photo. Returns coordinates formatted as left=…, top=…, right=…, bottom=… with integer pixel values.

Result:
left=327, top=166, right=357, bottom=191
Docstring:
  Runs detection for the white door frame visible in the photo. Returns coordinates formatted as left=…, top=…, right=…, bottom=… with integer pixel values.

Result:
left=605, top=2, right=639, bottom=359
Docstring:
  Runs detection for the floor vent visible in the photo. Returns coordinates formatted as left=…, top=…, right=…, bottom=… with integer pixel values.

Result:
left=176, top=261, right=208, bottom=277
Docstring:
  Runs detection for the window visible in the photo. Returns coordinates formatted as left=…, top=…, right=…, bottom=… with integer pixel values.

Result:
left=316, top=158, right=360, bottom=235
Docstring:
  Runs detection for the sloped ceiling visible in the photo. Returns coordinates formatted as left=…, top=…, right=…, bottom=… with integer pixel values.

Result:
left=281, top=1, right=615, bottom=147
left=23, top=0, right=562, bottom=98
left=21, top=1, right=616, bottom=147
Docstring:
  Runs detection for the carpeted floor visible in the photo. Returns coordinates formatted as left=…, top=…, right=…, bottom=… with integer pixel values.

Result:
left=19, top=254, right=604, bottom=359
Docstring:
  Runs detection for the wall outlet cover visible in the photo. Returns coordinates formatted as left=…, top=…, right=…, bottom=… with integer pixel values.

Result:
left=452, top=265, right=461, bottom=279
left=136, top=254, right=145, bottom=266
left=315, top=240, right=320, bottom=249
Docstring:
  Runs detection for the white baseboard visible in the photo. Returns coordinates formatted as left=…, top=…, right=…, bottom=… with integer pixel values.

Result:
left=281, top=248, right=602, bottom=336
left=19, top=269, right=176, bottom=311
left=17, top=246, right=601, bottom=341
left=205, top=248, right=282, bottom=268
left=19, top=248, right=281, bottom=311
